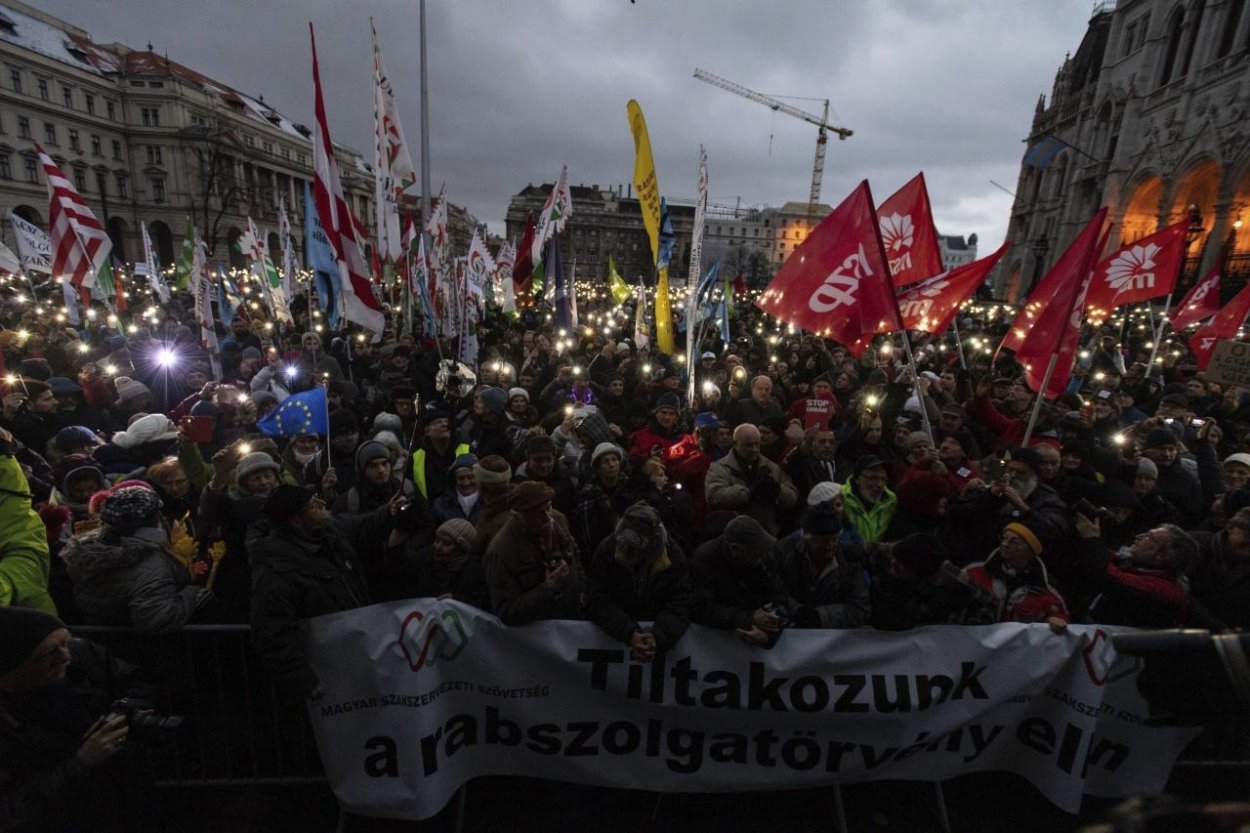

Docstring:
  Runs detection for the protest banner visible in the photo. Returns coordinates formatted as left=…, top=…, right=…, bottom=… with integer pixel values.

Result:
left=304, top=601, right=1196, bottom=821
left=1204, top=339, right=1250, bottom=388
left=804, top=398, right=833, bottom=431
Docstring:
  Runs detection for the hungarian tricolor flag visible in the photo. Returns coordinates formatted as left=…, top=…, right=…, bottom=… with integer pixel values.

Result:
left=1170, top=265, right=1221, bottom=330
left=1190, top=282, right=1250, bottom=369
left=896, top=243, right=1009, bottom=333
left=878, top=172, right=945, bottom=288
left=756, top=180, right=902, bottom=357
left=1082, top=220, right=1189, bottom=322
left=1011, top=208, right=1108, bottom=399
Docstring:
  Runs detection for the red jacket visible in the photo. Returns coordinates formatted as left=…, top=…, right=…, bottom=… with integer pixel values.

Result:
left=964, top=552, right=1069, bottom=624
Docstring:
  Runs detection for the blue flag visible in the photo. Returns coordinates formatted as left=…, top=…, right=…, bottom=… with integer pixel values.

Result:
left=304, top=182, right=342, bottom=329
left=214, top=261, right=236, bottom=327
left=656, top=198, right=675, bottom=271
left=549, top=235, right=575, bottom=331
left=257, top=387, right=329, bottom=437
left=1024, top=135, right=1066, bottom=169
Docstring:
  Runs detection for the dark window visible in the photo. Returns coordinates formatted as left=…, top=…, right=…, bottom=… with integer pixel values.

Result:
left=36, top=78, right=47, bottom=100
left=8, top=68, right=20, bottom=93
left=24, top=156, right=37, bottom=183
left=1159, top=10, right=1185, bottom=84
left=17, top=116, right=29, bottom=139
left=91, top=134, right=101, bottom=156
left=141, top=107, right=159, bottom=127
left=1181, top=1, right=1206, bottom=75
left=1218, top=0, right=1246, bottom=57
left=0, top=154, right=11, bottom=179
left=74, top=169, right=86, bottom=192
left=115, top=174, right=127, bottom=199
left=43, top=122, right=56, bottom=144
left=85, top=93, right=95, bottom=115
left=151, top=177, right=165, bottom=202
left=146, top=145, right=162, bottom=164
left=106, top=101, right=116, bottom=120
left=112, top=140, right=122, bottom=160
left=62, top=86, right=72, bottom=108
left=1123, top=23, right=1137, bottom=57
left=68, top=129, right=80, bottom=152
left=95, top=172, right=106, bottom=196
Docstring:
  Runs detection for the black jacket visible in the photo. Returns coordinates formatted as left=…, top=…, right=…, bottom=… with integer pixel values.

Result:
left=248, top=508, right=391, bottom=697
left=771, top=534, right=870, bottom=628
left=689, top=537, right=785, bottom=631
left=586, top=536, right=693, bottom=650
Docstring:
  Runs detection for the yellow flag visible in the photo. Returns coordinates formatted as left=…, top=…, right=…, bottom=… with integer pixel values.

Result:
left=654, top=267, right=674, bottom=353
left=627, top=100, right=661, bottom=265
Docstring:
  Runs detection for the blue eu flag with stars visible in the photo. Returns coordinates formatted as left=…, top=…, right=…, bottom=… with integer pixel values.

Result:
left=257, top=387, right=329, bottom=437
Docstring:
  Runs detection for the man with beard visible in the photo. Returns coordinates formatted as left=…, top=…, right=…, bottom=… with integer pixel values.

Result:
left=1185, top=506, right=1250, bottom=630
left=840, top=456, right=898, bottom=545
left=411, top=404, right=470, bottom=503
left=947, top=446, right=1069, bottom=565
left=705, top=424, right=798, bottom=536
left=1, top=380, right=59, bottom=455
left=485, top=481, right=584, bottom=625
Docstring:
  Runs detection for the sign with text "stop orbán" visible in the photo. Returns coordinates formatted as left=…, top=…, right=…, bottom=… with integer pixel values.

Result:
left=304, top=600, right=1196, bottom=820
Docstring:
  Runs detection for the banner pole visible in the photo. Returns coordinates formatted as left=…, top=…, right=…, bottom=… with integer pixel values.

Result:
left=899, top=329, right=934, bottom=445
left=1144, top=291, right=1175, bottom=376
left=1021, top=353, right=1058, bottom=446
left=950, top=318, right=968, bottom=370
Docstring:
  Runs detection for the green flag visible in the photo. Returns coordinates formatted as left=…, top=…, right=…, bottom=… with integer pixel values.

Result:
left=608, top=256, right=630, bottom=305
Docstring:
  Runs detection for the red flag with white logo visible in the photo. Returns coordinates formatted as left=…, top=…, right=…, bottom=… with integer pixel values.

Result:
left=310, top=24, right=386, bottom=336
left=897, top=243, right=1009, bottom=333
left=756, top=181, right=902, bottom=357
left=1190, top=282, right=1250, bottom=369
left=1012, top=208, right=1108, bottom=399
left=1083, top=220, right=1189, bottom=322
left=37, top=144, right=111, bottom=295
left=878, top=173, right=945, bottom=288
left=1170, top=265, right=1221, bottom=330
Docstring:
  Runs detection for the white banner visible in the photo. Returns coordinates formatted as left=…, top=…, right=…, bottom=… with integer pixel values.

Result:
left=305, top=601, right=1196, bottom=821
left=8, top=212, right=51, bottom=274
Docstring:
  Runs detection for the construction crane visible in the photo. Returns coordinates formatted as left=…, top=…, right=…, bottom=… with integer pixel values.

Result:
left=693, top=67, right=852, bottom=216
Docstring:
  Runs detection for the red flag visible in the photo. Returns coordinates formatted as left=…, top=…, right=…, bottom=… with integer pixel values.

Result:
left=1170, top=265, right=1221, bottom=330
left=1190, top=283, right=1250, bottom=369
left=513, top=215, right=536, bottom=306
left=897, top=243, right=1010, bottom=333
left=1083, top=220, right=1189, bottom=322
left=756, top=181, right=902, bottom=357
left=1013, top=208, right=1108, bottom=399
left=878, top=173, right=945, bottom=287
left=38, top=144, right=111, bottom=293
left=310, top=25, right=385, bottom=335
left=733, top=275, right=747, bottom=298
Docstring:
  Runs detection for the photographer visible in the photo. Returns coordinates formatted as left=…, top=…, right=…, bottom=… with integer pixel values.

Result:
left=1, top=379, right=59, bottom=456
left=0, top=607, right=160, bottom=832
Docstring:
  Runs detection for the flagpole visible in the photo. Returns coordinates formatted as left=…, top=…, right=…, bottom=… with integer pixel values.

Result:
left=1144, top=292, right=1175, bottom=375
left=949, top=319, right=968, bottom=370
left=1021, top=354, right=1058, bottom=446
left=899, top=330, right=934, bottom=445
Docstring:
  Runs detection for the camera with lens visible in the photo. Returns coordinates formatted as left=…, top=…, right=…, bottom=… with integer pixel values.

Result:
left=104, top=697, right=184, bottom=744
left=1073, top=498, right=1111, bottom=521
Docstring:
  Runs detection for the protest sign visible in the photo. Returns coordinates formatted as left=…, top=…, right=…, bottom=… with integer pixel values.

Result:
left=804, top=398, right=833, bottom=431
left=1204, top=339, right=1250, bottom=388
left=305, top=601, right=1195, bottom=821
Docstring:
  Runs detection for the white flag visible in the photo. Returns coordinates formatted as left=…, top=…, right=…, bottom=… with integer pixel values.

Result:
left=372, top=22, right=416, bottom=264
left=8, top=213, right=52, bottom=274
left=140, top=221, right=170, bottom=303
left=0, top=241, right=20, bottom=275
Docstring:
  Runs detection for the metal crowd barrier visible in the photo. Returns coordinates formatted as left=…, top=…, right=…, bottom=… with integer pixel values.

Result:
left=72, top=625, right=326, bottom=789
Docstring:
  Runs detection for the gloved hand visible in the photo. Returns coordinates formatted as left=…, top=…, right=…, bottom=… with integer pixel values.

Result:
left=751, top=471, right=782, bottom=502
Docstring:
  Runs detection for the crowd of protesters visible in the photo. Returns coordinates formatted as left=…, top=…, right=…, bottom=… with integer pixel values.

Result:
left=1, top=286, right=1248, bottom=830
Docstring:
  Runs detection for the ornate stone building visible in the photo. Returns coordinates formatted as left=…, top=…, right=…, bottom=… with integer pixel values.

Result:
left=997, top=0, right=1250, bottom=303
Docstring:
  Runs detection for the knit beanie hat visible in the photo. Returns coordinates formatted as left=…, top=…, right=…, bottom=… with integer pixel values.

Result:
left=236, top=452, right=280, bottom=485
left=508, top=387, right=530, bottom=403
left=100, top=485, right=164, bottom=535
left=480, top=387, right=508, bottom=415
left=895, top=471, right=953, bottom=514
left=807, top=481, right=842, bottom=507
left=1137, top=457, right=1159, bottom=479
left=1141, top=428, right=1177, bottom=449
left=436, top=518, right=476, bottom=553
left=0, top=607, right=66, bottom=675
left=371, top=412, right=403, bottom=438
left=524, top=434, right=558, bottom=457
left=906, top=431, right=932, bottom=451
left=473, top=455, right=512, bottom=485
left=265, top=484, right=317, bottom=526
left=53, top=425, right=101, bottom=454
left=614, top=504, right=665, bottom=562
left=114, top=376, right=151, bottom=403
left=801, top=504, right=841, bottom=536
left=509, top=481, right=554, bottom=511
left=591, top=442, right=623, bottom=467
left=653, top=392, right=681, bottom=414
left=111, top=413, right=179, bottom=450
left=1003, top=521, right=1044, bottom=556
left=450, top=453, right=479, bottom=475
left=354, top=441, right=392, bottom=474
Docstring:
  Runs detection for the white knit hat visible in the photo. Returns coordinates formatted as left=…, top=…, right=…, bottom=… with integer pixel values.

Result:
left=591, top=442, right=623, bottom=466
left=111, top=413, right=179, bottom=449
left=114, top=376, right=151, bottom=403
left=807, top=481, right=842, bottom=507
left=508, top=387, right=530, bottom=402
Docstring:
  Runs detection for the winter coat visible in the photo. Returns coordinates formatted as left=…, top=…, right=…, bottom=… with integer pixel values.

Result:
left=840, top=479, right=898, bottom=545
left=705, top=449, right=798, bottom=536
left=0, top=453, right=56, bottom=613
left=570, top=475, right=637, bottom=555
left=1063, top=537, right=1187, bottom=627
left=484, top=511, right=585, bottom=625
left=946, top=481, right=1069, bottom=566
left=963, top=551, right=1069, bottom=624
left=247, top=508, right=390, bottom=697
left=689, top=537, right=786, bottom=631
left=383, top=544, right=490, bottom=609
left=586, top=536, right=693, bottom=650
left=1186, top=530, right=1250, bottom=630
left=432, top=489, right=482, bottom=525
left=61, top=528, right=209, bottom=631
left=627, top=422, right=682, bottom=461
left=771, top=534, right=870, bottom=628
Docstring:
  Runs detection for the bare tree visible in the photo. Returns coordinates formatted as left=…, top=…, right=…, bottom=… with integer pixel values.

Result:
left=178, top=124, right=260, bottom=256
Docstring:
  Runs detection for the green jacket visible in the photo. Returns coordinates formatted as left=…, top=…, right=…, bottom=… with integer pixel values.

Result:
left=0, top=453, right=56, bottom=613
left=841, top=479, right=898, bottom=545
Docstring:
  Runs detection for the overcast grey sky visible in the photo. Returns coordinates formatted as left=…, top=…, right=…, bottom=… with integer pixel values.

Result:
left=42, top=0, right=1095, bottom=247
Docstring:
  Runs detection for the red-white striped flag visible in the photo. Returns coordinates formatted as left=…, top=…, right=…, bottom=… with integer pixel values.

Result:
left=38, top=144, right=110, bottom=295
left=309, top=25, right=385, bottom=337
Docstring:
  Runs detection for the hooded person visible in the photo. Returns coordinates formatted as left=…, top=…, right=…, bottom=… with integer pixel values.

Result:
left=432, top=453, right=482, bottom=524
left=334, top=439, right=424, bottom=521
left=110, top=376, right=152, bottom=423
left=457, top=386, right=514, bottom=460
left=248, top=482, right=406, bottom=699
left=49, top=454, right=107, bottom=534
left=61, top=485, right=213, bottom=631
left=627, top=391, right=684, bottom=461
left=101, top=413, right=182, bottom=481
left=586, top=503, right=693, bottom=660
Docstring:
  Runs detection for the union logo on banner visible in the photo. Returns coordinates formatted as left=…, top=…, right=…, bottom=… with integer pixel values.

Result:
left=1103, top=242, right=1161, bottom=294
left=808, top=243, right=872, bottom=313
left=879, top=213, right=915, bottom=254
left=397, top=606, right=471, bottom=672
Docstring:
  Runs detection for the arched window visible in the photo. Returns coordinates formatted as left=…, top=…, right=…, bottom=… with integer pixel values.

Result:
left=149, top=221, right=174, bottom=267
left=1181, top=0, right=1207, bottom=75
left=106, top=216, right=128, bottom=262
left=1218, top=0, right=1246, bottom=57
left=1159, top=7, right=1186, bottom=84
left=1051, top=155, right=1070, bottom=200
